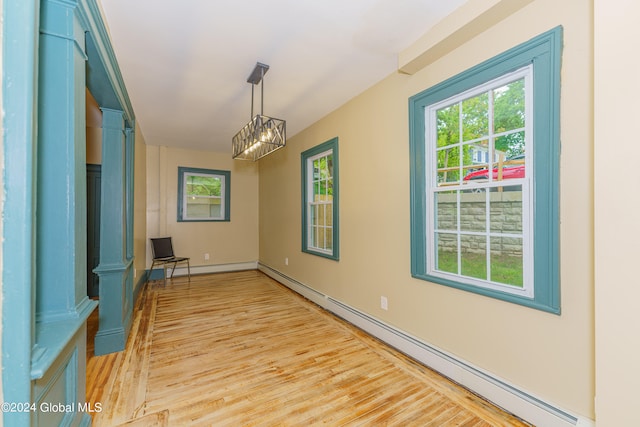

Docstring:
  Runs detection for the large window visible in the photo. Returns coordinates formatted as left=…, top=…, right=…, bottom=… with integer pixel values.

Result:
left=301, top=137, right=339, bottom=260
left=178, top=167, right=230, bottom=222
left=409, top=27, right=562, bottom=313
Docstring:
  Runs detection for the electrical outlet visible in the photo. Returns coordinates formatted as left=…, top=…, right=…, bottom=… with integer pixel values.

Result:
left=380, top=296, right=388, bottom=310
left=285, top=257, right=289, bottom=266
left=204, top=253, right=210, bottom=261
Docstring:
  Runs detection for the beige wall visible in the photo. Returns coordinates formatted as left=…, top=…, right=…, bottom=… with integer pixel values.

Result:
left=146, top=146, right=259, bottom=268
left=86, top=89, right=102, bottom=164
left=133, top=123, right=147, bottom=284
left=594, top=0, right=640, bottom=425
left=259, top=0, right=593, bottom=420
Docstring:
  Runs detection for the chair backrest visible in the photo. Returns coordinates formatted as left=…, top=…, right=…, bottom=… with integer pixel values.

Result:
left=151, top=237, right=175, bottom=259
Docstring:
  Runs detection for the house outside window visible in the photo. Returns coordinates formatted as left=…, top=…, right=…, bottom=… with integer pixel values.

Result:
left=178, top=167, right=230, bottom=222
left=301, top=137, right=339, bottom=260
left=409, top=27, right=562, bottom=313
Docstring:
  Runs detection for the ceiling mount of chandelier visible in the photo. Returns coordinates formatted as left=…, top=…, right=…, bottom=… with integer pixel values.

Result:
left=232, top=62, right=286, bottom=161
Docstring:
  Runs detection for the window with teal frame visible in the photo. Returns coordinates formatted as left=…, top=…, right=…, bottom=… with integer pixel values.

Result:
left=178, top=167, right=230, bottom=222
left=409, top=27, right=562, bottom=313
left=301, top=137, right=339, bottom=260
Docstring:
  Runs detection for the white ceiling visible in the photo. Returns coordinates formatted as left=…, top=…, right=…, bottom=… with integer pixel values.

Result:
left=99, top=0, right=468, bottom=153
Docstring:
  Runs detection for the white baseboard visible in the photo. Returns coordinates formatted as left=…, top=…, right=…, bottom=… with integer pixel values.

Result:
left=258, top=263, right=594, bottom=427
left=169, top=261, right=258, bottom=277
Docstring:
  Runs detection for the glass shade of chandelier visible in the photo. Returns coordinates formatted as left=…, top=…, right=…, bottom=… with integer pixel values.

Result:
left=232, top=62, right=286, bottom=160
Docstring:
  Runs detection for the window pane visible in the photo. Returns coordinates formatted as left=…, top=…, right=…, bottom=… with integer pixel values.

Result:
left=461, top=234, right=487, bottom=280
left=460, top=190, right=486, bottom=232
left=325, top=226, right=333, bottom=251
left=187, top=175, right=221, bottom=197
left=302, top=138, right=339, bottom=259
left=490, top=186, right=522, bottom=233
left=436, top=104, right=459, bottom=148
left=490, top=236, right=523, bottom=287
left=437, top=147, right=460, bottom=184
left=326, top=154, right=333, bottom=179
left=495, top=132, right=526, bottom=183
left=187, top=197, right=221, bottom=219
left=310, top=225, right=318, bottom=248
left=178, top=168, right=229, bottom=222
left=495, top=131, right=526, bottom=160
left=435, top=191, right=457, bottom=231
left=462, top=142, right=481, bottom=182
left=313, top=158, right=321, bottom=180
left=320, top=204, right=327, bottom=227
left=435, top=233, right=458, bottom=274
left=411, top=31, right=562, bottom=312
left=325, top=202, right=333, bottom=226
left=310, top=204, right=318, bottom=228
left=462, top=93, right=489, bottom=141
left=493, top=78, right=525, bottom=133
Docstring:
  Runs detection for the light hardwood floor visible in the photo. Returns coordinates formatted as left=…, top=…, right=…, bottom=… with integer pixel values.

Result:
left=87, top=270, right=530, bottom=426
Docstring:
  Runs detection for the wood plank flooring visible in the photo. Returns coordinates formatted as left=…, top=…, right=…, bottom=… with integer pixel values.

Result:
left=87, top=270, right=530, bottom=426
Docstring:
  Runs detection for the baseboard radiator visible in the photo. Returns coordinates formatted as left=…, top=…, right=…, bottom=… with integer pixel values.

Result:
left=153, top=261, right=259, bottom=279
left=258, top=263, right=594, bottom=427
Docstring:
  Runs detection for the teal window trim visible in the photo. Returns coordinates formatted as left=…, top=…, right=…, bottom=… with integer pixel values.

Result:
left=301, top=137, right=340, bottom=260
left=409, top=27, right=562, bottom=313
left=177, top=167, right=231, bottom=222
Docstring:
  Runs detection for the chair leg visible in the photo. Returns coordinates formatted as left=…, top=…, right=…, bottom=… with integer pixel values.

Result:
left=187, top=260, right=191, bottom=281
left=163, top=264, right=168, bottom=287
left=169, top=261, right=178, bottom=279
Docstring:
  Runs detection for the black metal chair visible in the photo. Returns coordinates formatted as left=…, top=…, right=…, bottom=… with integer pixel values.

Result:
left=148, top=237, right=191, bottom=286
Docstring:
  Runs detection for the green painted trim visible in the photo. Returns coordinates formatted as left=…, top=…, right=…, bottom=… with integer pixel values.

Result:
left=2, top=0, right=39, bottom=424
left=301, top=137, right=340, bottom=261
left=409, top=27, right=562, bottom=313
left=177, top=167, right=231, bottom=222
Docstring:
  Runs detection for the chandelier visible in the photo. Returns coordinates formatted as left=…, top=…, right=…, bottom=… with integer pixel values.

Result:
left=232, top=62, right=286, bottom=160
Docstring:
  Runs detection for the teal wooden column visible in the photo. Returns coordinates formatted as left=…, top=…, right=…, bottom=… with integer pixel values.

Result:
left=94, top=109, right=134, bottom=355
left=126, top=127, right=135, bottom=261
left=125, top=127, right=135, bottom=300
left=31, top=1, right=98, bottom=426
left=2, top=0, right=40, bottom=425
left=36, top=0, right=96, bottom=322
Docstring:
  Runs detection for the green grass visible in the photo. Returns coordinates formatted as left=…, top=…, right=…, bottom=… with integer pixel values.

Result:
left=436, top=251, right=523, bottom=287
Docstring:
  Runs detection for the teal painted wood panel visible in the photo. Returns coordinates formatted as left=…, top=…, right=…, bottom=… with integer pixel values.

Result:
left=33, top=325, right=94, bottom=427
left=3, top=0, right=138, bottom=423
left=2, top=0, right=40, bottom=424
left=36, top=0, right=89, bottom=322
left=94, top=109, right=134, bottom=355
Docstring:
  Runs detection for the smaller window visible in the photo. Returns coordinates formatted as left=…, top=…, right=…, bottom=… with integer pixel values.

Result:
left=178, top=167, right=230, bottom=222
left=301, top=137, right=339, bottom=260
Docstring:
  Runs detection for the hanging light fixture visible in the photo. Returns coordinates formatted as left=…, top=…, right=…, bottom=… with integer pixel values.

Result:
left=232, top=62, right=286, bottom=160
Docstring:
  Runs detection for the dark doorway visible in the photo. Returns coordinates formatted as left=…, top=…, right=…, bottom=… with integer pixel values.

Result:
left=87, top=164, right=101, bottom=298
